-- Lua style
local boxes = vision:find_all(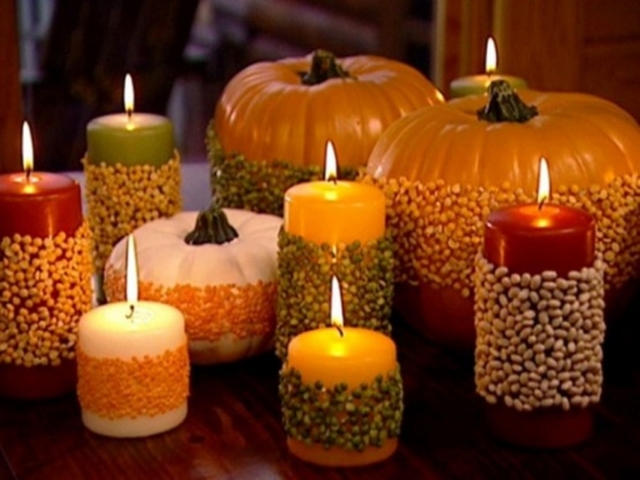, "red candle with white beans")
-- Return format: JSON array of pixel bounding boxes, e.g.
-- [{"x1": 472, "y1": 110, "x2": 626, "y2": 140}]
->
[
  {"x1": 484, "y1": 159, "x2": 595, "y2": 272},
  {"x1": 476, "y1": 158, "x2": 603, "y2": 449}
]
